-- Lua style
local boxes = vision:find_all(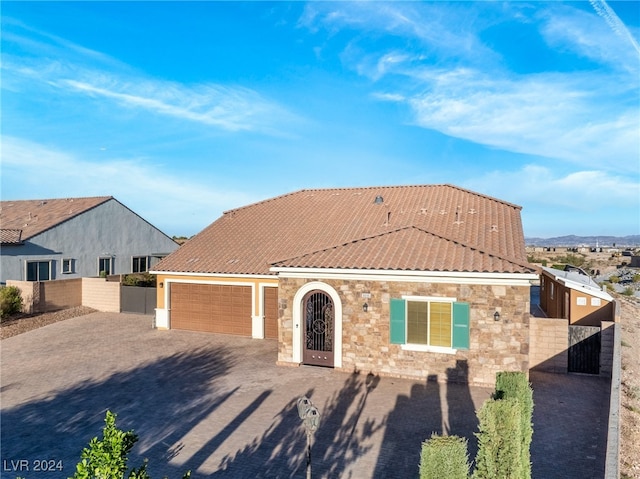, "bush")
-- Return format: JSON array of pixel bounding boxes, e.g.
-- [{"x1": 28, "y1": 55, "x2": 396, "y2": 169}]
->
[
  {"x1": 494, "y1": 372, "x2": 533, "y2": 479},
  {"x1": 473, "y1": 398, "x2": 524, "y2": 479},
  {"x1": 122, "y1": 273, "x2": 156, "y2": 287},
  {"x1": 420, "y1": 434, "x2": 470, "y2": 479},
  {"x1": 0, "y1": 286, "x2": 23, "y2": 319},
  {"x1": 70, "y1": 411, "x2": 190, "y2": 479}
]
